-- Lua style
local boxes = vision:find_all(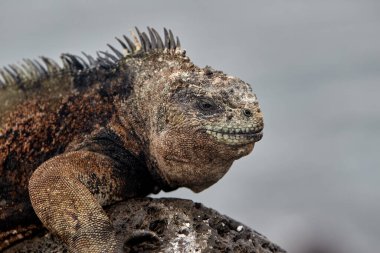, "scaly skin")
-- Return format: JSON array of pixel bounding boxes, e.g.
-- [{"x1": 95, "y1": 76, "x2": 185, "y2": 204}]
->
[{"x1": 0, "y1": 28, "x2": 263, "y2": 252}]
